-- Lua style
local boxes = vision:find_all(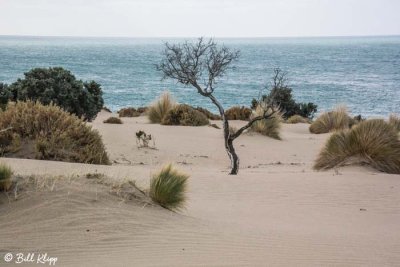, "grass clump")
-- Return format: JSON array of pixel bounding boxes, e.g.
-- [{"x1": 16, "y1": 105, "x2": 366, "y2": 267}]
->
[
  {"x1": 118, "y1": 107, "x2": 141, "y2": 117},
  {"x1": 0, "y1": 163, "x2": 12, "y2": 191},
  {"x1": 225, "y1": 106, "x2": 252, "y2": 120},
  {"x1": 148, "y1": 92, "x2": 176, "y2": 123},
  {"x1": 314, "y1": 119, "x2": 400, "y2": 174},
  {"x1": 103, "y1": 117, "x2": 123, "y2": 124},
  {"x1": 149, "y1": 164, "x2": 189, "y2": 210},
  {"x1": 286, "y1": 115, "x2": 310, "y2": 124},
  {"x1": 389, "y1": 114, "x2": 400, "y2": 132},
  {"x1": 250, "y1": 106, "x2": 282, "y2": 140},
  {"x1": 162, "y1": 104, "x2": 209, "y2": 126},
  {"x1": 0, "y1": 101, "x2": 110, "y2": 164},
  {"x1": 309, "y1": 106, "x2": 351, "y2": 134}
]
